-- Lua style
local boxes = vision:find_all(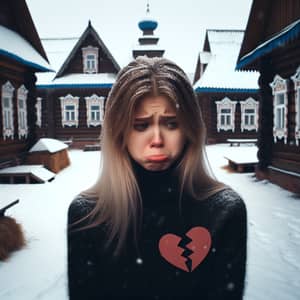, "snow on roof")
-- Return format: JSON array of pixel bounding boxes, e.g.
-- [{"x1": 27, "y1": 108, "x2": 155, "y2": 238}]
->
[
  {"x1": 29, "y1": 138, "x2": 68, "y2": 153},
  {"x1": 194, "y1": 30, "x2": 259, "y2": 91},
  {"x1": 0, "y1": 165, "x2": 55, "y2": 182},
  {"x1": 38, "y1": 73, "x2": 117, "y2": 87},
  {"x1": 36, "y1": 37, "x2": 79, "y2": 84},
  {"x1": 0, "y1": 25, "x2": 52, "y2": 72}
]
